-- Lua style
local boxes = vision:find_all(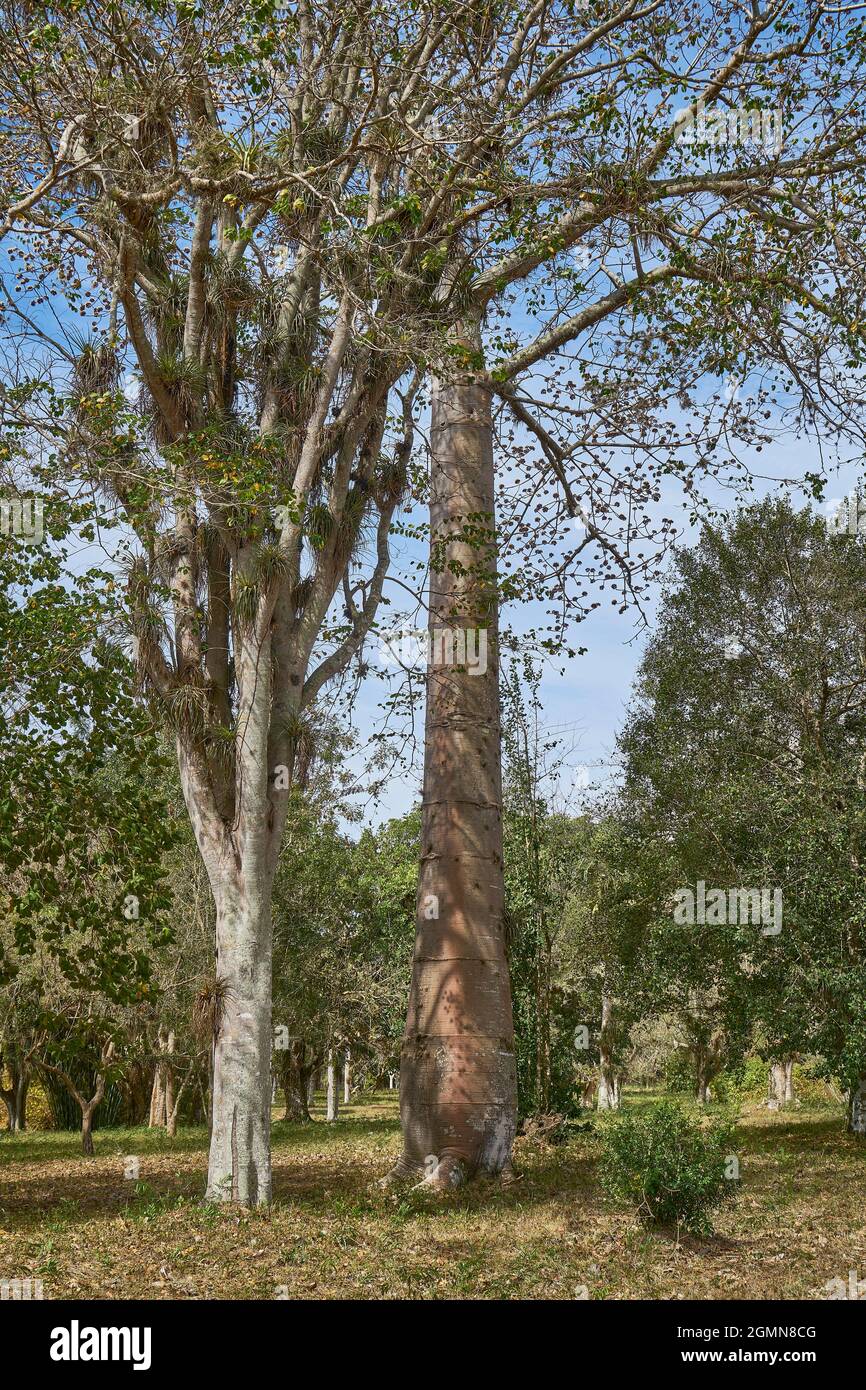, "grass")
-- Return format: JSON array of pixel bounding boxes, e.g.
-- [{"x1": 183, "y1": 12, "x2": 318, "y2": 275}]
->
[{"x1": 1, "y1": 1090, "x2": 864, "y2": 1299}]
